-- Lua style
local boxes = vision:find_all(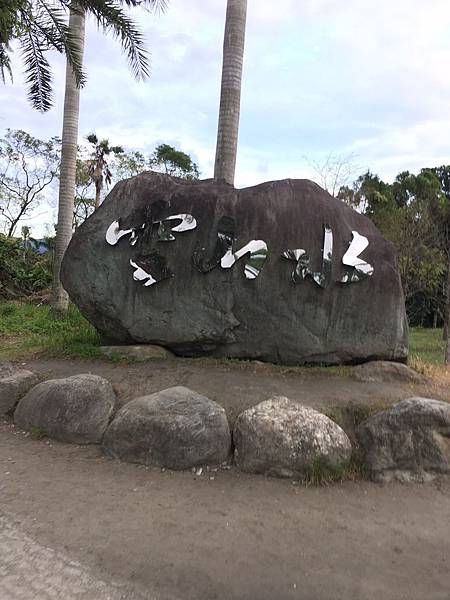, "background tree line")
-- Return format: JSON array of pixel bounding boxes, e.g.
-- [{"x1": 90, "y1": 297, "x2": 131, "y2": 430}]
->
[
  {"x1": 0, "y1": 127, "x2": 199, "y2": 236},
  {"x1": 338, "y1": 167, "x2": 450, "y2": 330},
  {"x1": 0, "y1": 127, "x2": 198, "y2": 299}
]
